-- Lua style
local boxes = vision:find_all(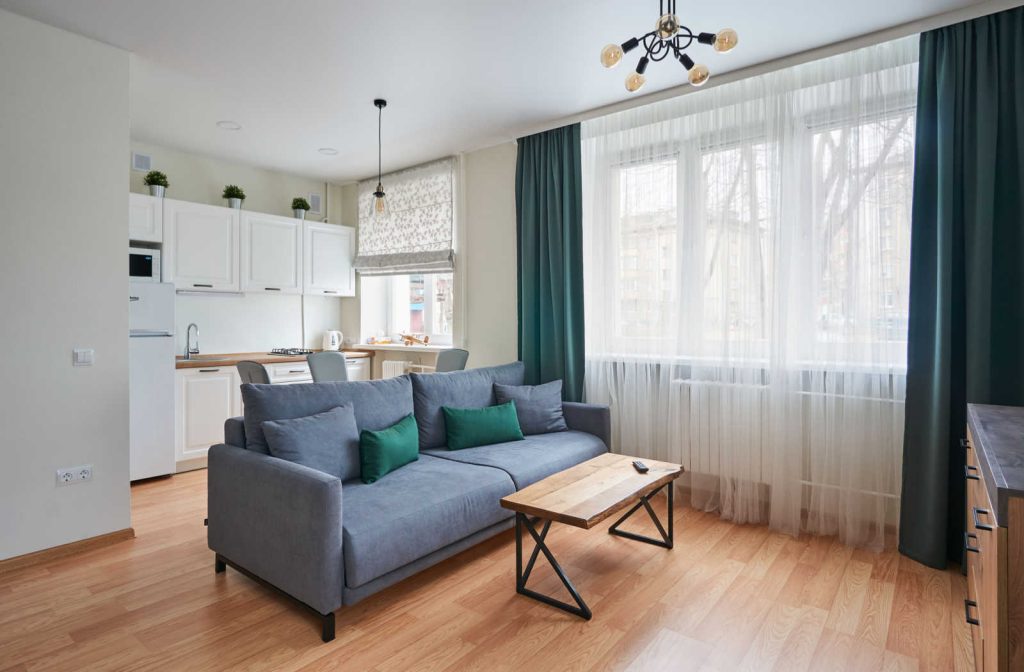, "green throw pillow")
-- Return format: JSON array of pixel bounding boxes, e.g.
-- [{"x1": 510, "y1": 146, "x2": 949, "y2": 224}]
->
[
  {"x1": 442, "y1": 401, "x2": 525, "y2": 451},
  {"x1": 359, "y1": 414, "x2": 419, "y2": 484}
]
